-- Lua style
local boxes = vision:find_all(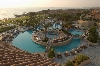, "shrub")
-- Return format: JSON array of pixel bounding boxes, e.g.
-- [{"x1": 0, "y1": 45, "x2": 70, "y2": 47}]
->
[
  {"x1": 98, "y1": 37, "x2": 100, "y2": 42},
  {"x1": 75, "y1": 54, "x2": 90, "y2": 65},
  {"x1": 65, "y1": 61, "x2": 74, "y2": 66},
  {"x1": 48, "y1": 47, "x2": 55, "y2": 58},
  {"x1": 61, "y1": 28, "x2": 68, "y2": 34},
  {"x1": 65, "y1": 54, "x2": 90, "y2": 66},
  {"x1": 87, "y1": 26, "x2": 98, "y2": 43},
  {"x1": 0, "y1": 26, "x2": 15, "y2": 33},
  {"x1": 42, "y1": 37, "x2": 49, "y2": 42}
]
